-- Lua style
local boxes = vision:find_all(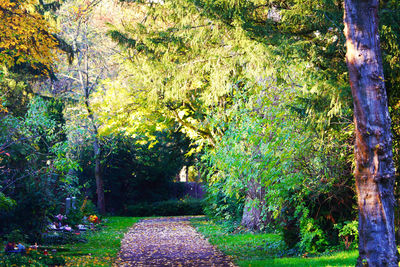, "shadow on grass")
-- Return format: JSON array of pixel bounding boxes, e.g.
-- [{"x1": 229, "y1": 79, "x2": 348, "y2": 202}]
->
[{"x1": 238, "y1": 250, "x2": 358, "y2": 267}]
